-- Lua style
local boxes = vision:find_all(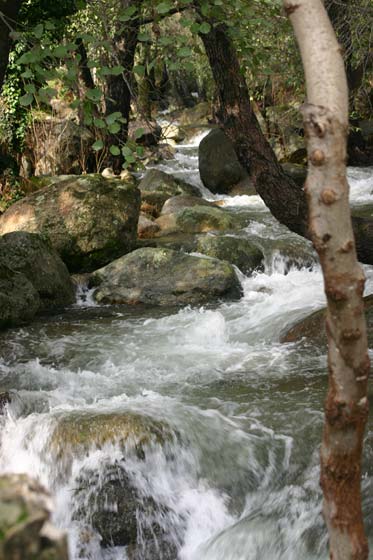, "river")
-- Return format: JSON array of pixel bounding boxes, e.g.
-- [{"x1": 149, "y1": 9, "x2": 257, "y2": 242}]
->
[{"x1": 0, "y1": 132, "x2": 373, "y2": 559}]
